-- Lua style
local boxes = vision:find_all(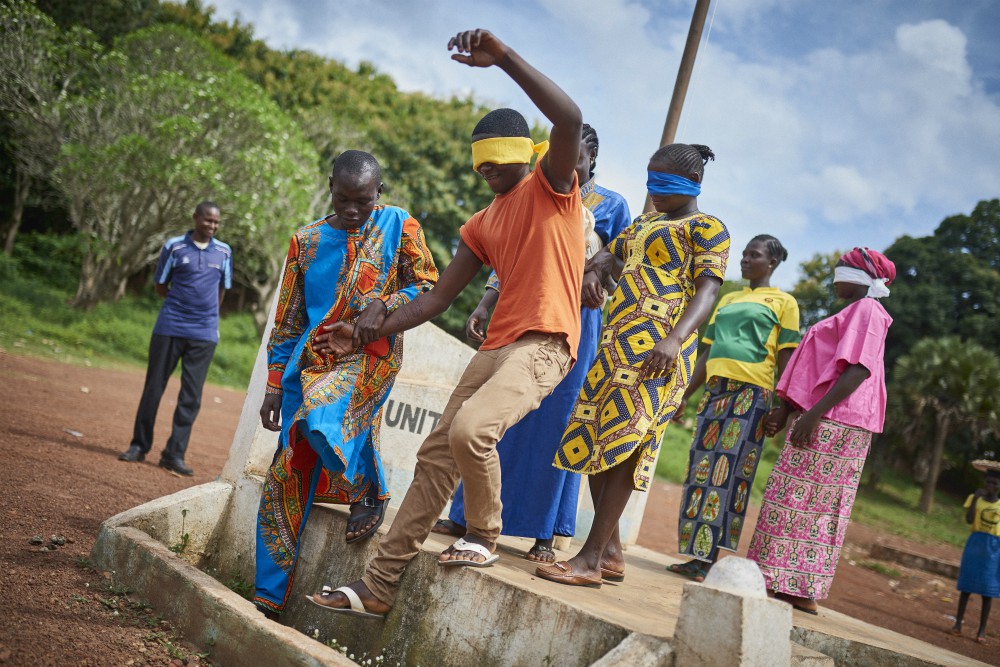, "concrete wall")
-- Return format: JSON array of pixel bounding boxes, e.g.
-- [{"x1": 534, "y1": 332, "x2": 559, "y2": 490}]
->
[{"x1": 224, "y1": 288, "x2": 649, "y2": 544}]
